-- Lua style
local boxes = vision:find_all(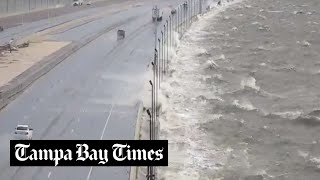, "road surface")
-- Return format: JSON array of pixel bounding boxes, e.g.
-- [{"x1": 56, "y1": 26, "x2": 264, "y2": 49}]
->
[{"x1": 0, "y1": 0, "x2": 182, "y2": 179}]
